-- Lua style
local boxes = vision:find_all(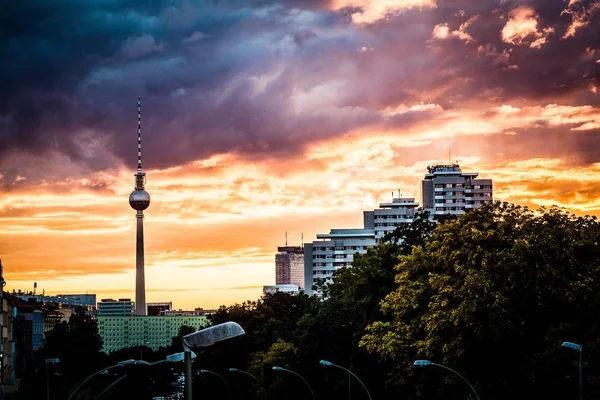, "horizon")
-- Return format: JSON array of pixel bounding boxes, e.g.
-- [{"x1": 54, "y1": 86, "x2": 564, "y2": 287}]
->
[{"x1": 2, "y1": 0, "x2": 599, "y2": 310}]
